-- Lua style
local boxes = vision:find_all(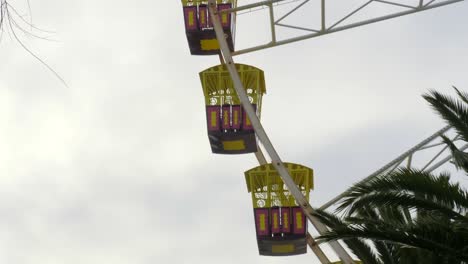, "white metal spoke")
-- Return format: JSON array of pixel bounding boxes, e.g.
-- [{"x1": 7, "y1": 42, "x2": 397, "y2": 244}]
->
[
  {"x1": 220, "y1": 0, "x2": 286, "y2": 14},
  {"x1": 306, "y1": 232, "x2": 333, "y2": 264},
  {"x1": 374, "y1": 0, "x2": 417, "y2": 9},
  {"x1": 183, "y1": 0, "x2": 465, "y2": 261},
  {"x1": 320, "y1": 125, "x2": 452, "y2": 210},
  {"x1": 328, "y1": 0, "x2": 373, "y2": 31},
  {"x1": 421, "y1": 144, "x2": 450, "y2": 171},
  {"x1": 275, "y1": 0, "x2": 310, "y2": 24},
  {"x1": 425, "y1": 0, "x2": 438, "y2": 7},
  {"x1": 276, "y1": 23, "x2": 319, "y2": 32},
  {"x1": 320, "y1": 125, "x2": 468, "y2": 211},
  {"x1": 225, "y1": 0, "x2": 463, "y2": 55},
  {"x1": 208, "y1": 1, "x2": 355, "y2": 263},
  {"x1": 426, "y1": 144, "x2": 468, "y2": 172}
]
